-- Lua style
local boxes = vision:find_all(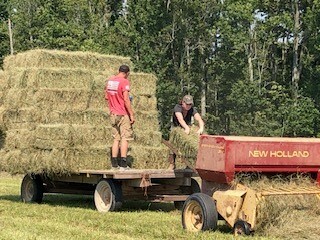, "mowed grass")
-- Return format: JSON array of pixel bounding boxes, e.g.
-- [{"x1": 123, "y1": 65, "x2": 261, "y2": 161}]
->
[{"x1": 0, "y1": 173, "x2": 274, "y2": 240}]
